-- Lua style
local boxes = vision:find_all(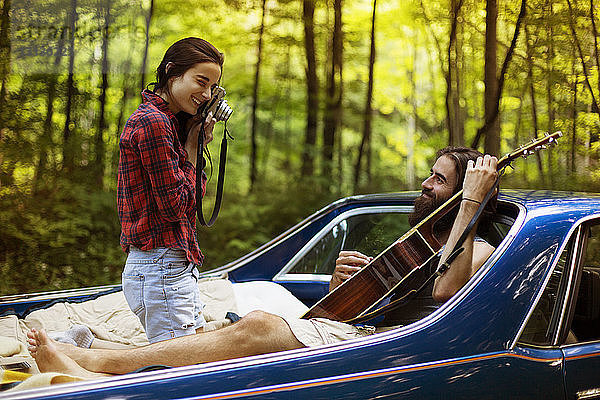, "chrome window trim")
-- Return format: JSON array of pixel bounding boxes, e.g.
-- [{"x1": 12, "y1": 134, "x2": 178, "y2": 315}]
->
[
  {"x1": 553, "y1": 226, "x2": 584, "y2": 345},
  {"x1": 273, "y1": 206, "x2": 413, "y2": 282},
  {"x1": 275, "y1": 273, "x2": 332, "y2": 283},
  {"x1": 512, "y1": 213, "x2": 600, "y2": 349}
]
